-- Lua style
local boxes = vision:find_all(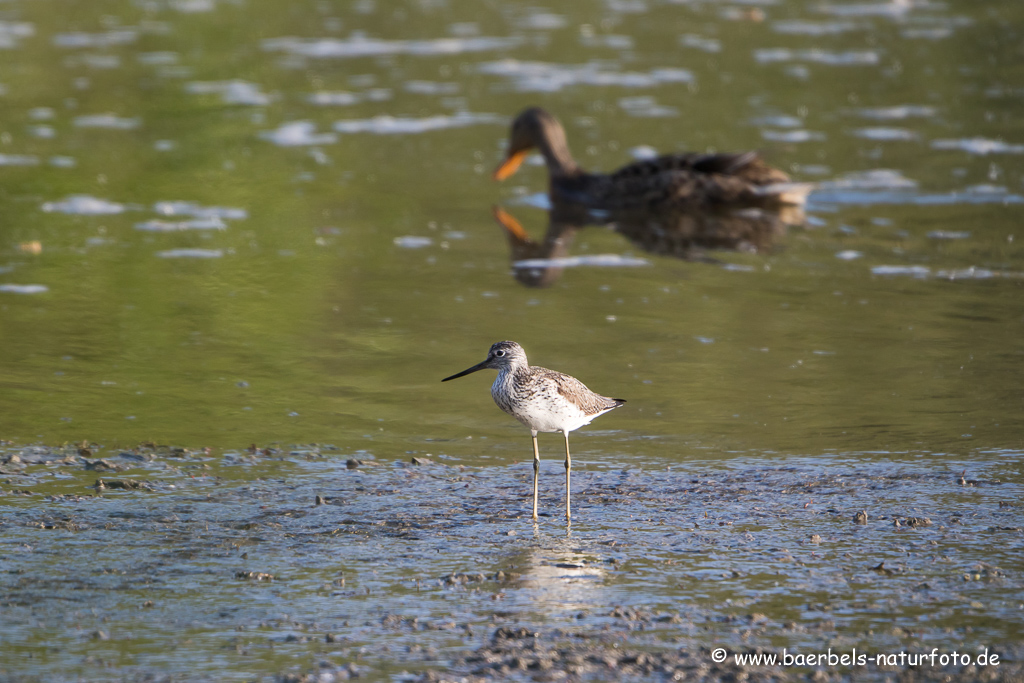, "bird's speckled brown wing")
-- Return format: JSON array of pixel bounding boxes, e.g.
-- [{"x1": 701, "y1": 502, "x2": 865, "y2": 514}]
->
[{"x1": 532, "y1": 367, "x2": 625, "y2": 416}]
